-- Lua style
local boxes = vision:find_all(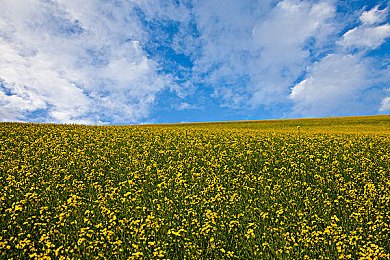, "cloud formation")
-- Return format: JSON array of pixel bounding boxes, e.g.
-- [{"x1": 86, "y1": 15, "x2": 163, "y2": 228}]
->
[
  {"x1": 289, "y1": 54, "x2": 366, "y2": 116},
  {"x1": 380, "y1": 96, "x2": 390, "y2": 112},
  {"x1": 290, "y1": 3, "x2": 390, "y2": 117},
  {"x1": 339, "y1": 5, "x2": 390, "y2": 49},
  {"x1": 0, "y1": 0, "x2": 172, "y2": 123},
  {"x1": 0, "y1": 0, "x2": 389, "y2": 124}
]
